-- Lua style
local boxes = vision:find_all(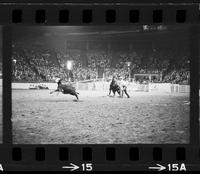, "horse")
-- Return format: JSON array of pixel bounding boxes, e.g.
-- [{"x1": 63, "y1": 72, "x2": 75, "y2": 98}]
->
[{"x1": 108, "y1": 78, "x2": 121, "y2": 96}]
